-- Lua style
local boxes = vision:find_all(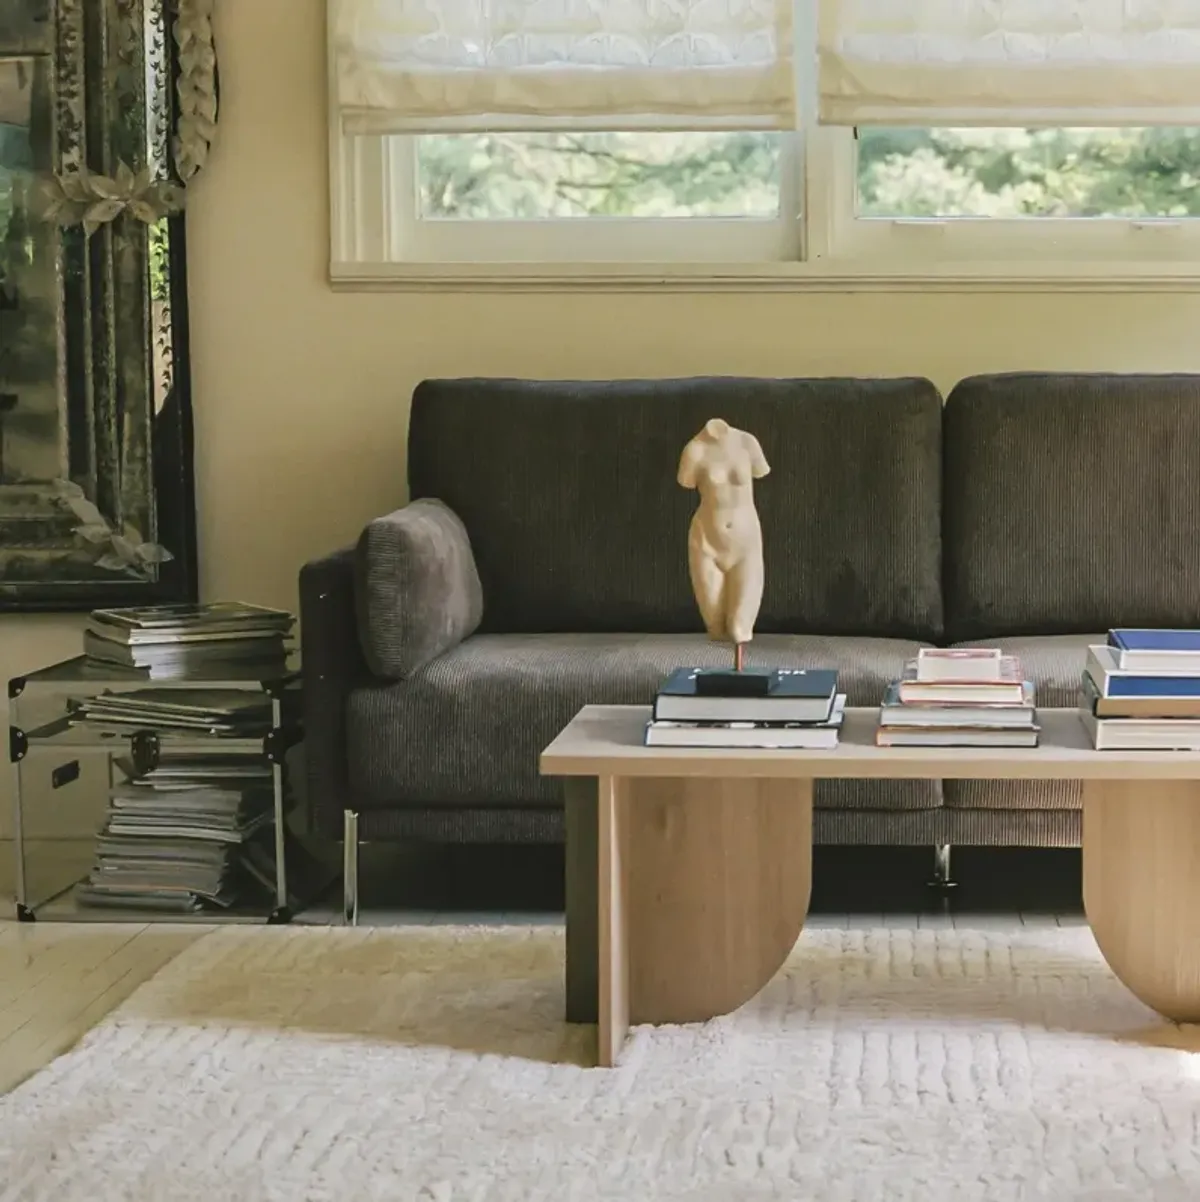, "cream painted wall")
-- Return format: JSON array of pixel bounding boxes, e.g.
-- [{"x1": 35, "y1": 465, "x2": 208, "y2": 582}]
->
[{"x1": 4, "y1": 0, "x2": 1200, "y2": 840}]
